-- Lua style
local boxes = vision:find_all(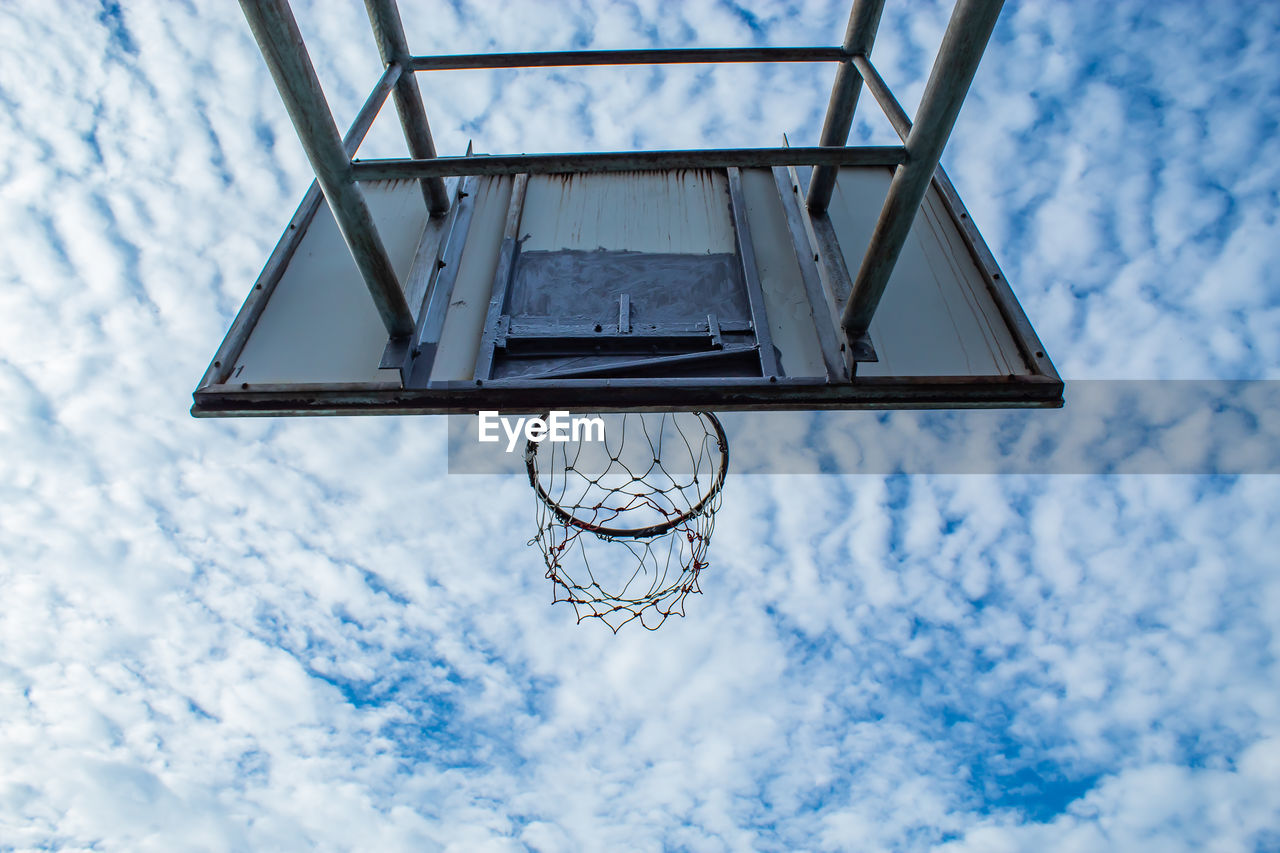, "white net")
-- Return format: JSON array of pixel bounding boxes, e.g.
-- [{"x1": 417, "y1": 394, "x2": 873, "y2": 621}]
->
[{"x1": 525, "y1": 412, "x2": 728, "y2": 631}]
